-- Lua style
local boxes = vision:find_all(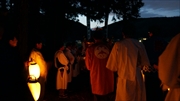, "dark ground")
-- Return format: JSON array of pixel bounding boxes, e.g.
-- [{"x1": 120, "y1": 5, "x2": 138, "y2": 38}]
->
[
  {"x1": 31, "y1": 68, "x2": 165, "y2": 101},
  {"x1": 44, "y1": 69, "x2": 116, "y2": 101}
]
